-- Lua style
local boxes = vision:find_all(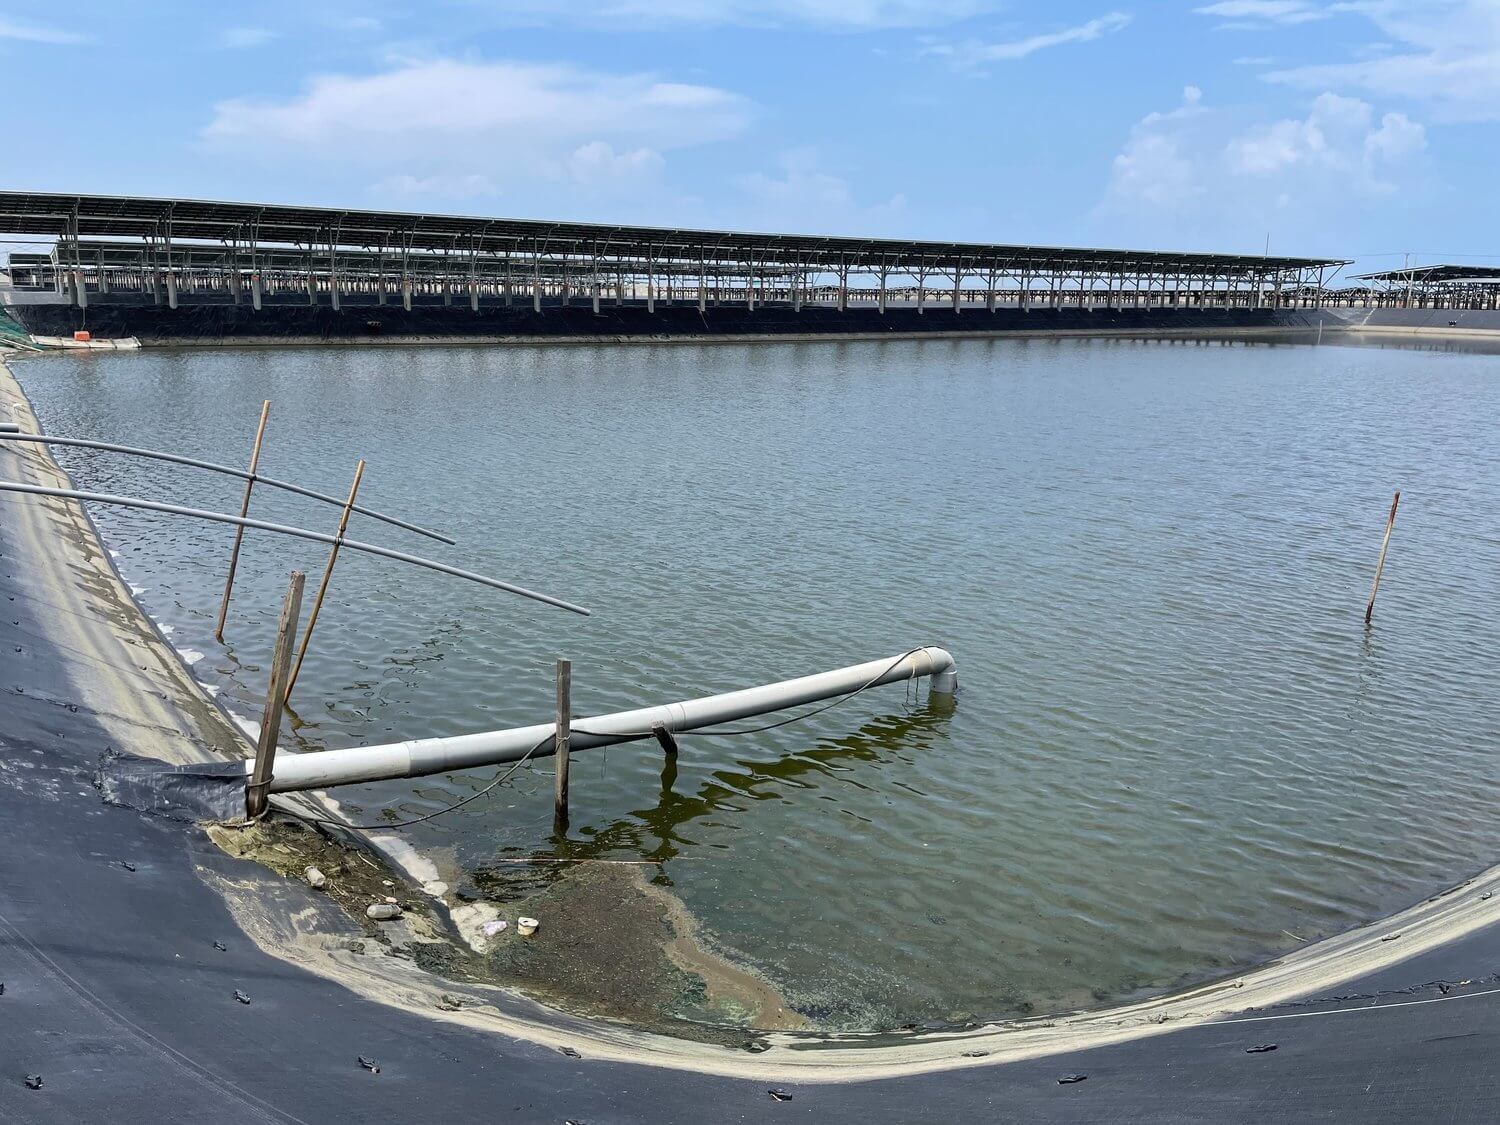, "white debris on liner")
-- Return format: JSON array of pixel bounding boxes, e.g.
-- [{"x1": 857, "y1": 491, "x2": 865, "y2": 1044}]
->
[
  {"x1": 177, "y1": 648, "x2": 205, "y2": 666},
  {"x1": 367, "y1": 834, "x2": 442, "y2": 888},
  {"x1": 304, "y1": 865, "x2": 326, "y2": 889},
  {"x1": 451, "y1": 901, "x2": 506, "y2": 953},
  {"x1": 230, "y1": 712, "x2": 262, "y2": 741},
  {"x1": 366, "y1": 903, "x2": 402, "y2": 921}
]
